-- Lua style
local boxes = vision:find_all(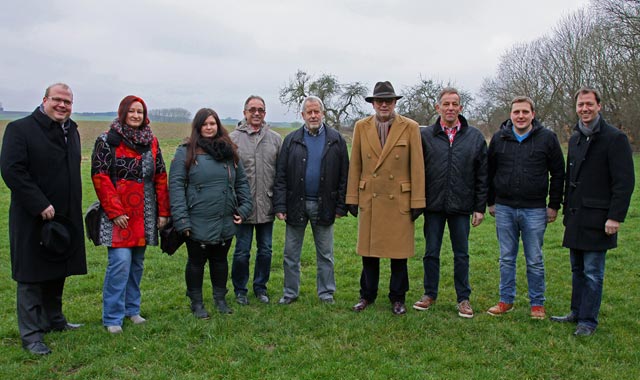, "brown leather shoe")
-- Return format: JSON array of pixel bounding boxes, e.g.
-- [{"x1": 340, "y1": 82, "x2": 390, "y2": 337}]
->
[
  {"x1": 352, "y1": 298, "x2": 371, "y2": 312},
  {"x1": 413, "y1": 295, "x2": 436, "y2": 311},
  {"x1": 392, "y1": 302, "x2": 407, "y2": 315}
]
